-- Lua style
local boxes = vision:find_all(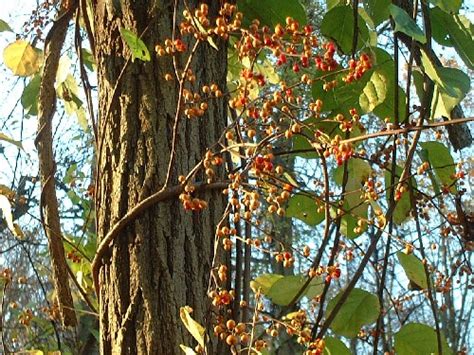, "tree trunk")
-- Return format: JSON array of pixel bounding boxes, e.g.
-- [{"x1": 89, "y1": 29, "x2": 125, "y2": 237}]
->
[{"x1": 93, "y1": 1, "x2": 227, "y2": 353}]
